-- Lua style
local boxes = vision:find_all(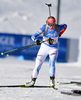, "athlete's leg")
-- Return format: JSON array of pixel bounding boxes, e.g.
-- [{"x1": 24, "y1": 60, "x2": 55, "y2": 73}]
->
[
  {"x1": 49, "y1": 48, "x2": 58, "y2": 77},
  {"x1": 49, "y1": 48, "x2": 58, "y2": 87},
  {"x1": 25, "y1": 43, "x2": 48, "y2": 86},
  {"x1": 32, "y1": 54, "x2": 46, "y2": 78},
  {"x1": 32, "y1": 43, "x2": 49, "y2": 78}
]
